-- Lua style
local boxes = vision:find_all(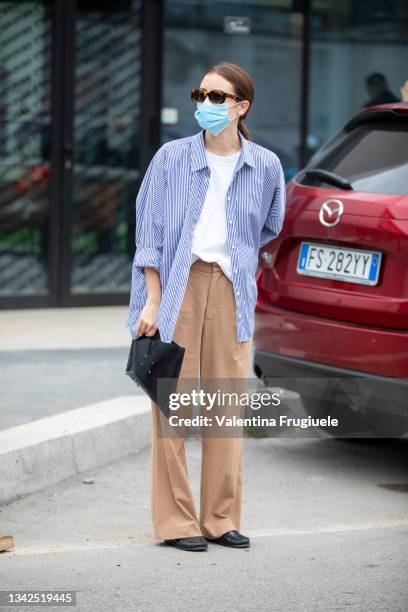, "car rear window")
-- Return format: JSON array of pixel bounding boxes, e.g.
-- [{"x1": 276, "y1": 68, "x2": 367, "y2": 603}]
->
[{"x1": 297, "y1": 119, "x2": 408, "y2": 196}]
